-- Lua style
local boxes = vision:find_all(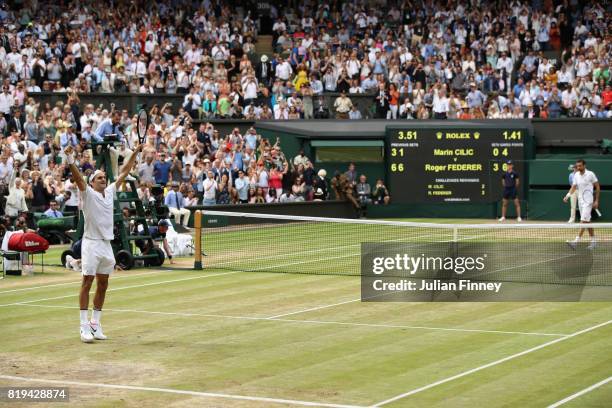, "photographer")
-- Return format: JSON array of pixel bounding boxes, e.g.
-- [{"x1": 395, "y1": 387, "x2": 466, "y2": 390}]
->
[{"x1": 372, "y1": 179, "x2": 390, "y2": 205}]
